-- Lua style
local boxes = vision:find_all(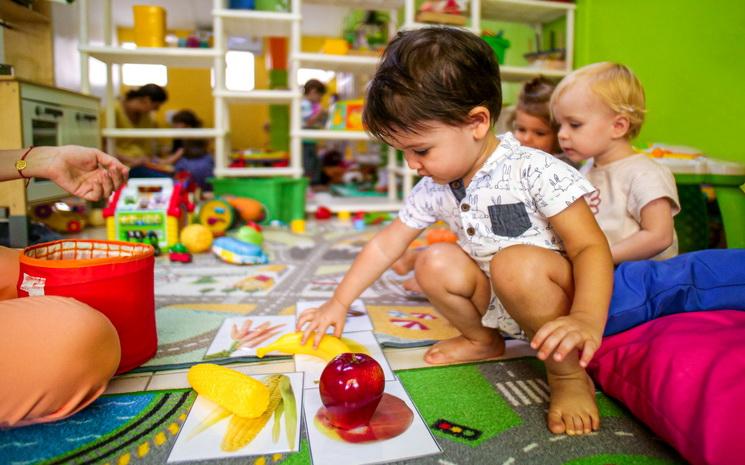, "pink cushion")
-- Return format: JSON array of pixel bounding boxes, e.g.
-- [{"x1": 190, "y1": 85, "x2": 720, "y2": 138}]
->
[{"x1": 588, "y1": 310, "x2": 745, "y2": 465}]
